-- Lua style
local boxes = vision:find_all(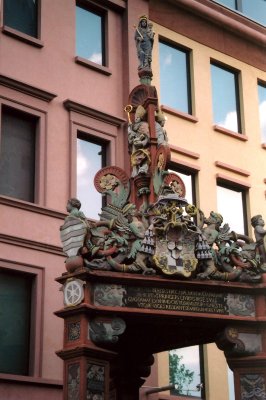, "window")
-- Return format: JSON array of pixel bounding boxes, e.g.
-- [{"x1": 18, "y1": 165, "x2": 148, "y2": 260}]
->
[
  {"x1": 211, "y1": 63, "x2": 241, "y2": 133},
  {"x1": 258, "y1": 82, "x2": 266, "y2": 143},
  {"x1": 3, "y1": 0, "x2": 39, "y2": 37},
  {"x1": 213, "y1": 0, "x2": 266, "y2": 26},
  {"x1": 76, "y1": 3, "x2": 105, "y2": 65},
  {"x1": 77, "y1": 134, "x2": 106, "y2": 219},
  {"x1": 169, "y1": 166, "x2": 197, "y2": 205},
  {"x1": 0, "y1": 106, "x2": 37, "y2": 202},
  {"x1": 169, "y1": 346, "x2": 205, "y2": 398},
  {"x1": 159, "y1": 41, "x2": 192, "y2": 114},
  {"x1": 217, "y1": 183, "x2": 248, "y2": 234},
  {"x1": 0, "y1": 270, "x2": 32, "y2": 375}
]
